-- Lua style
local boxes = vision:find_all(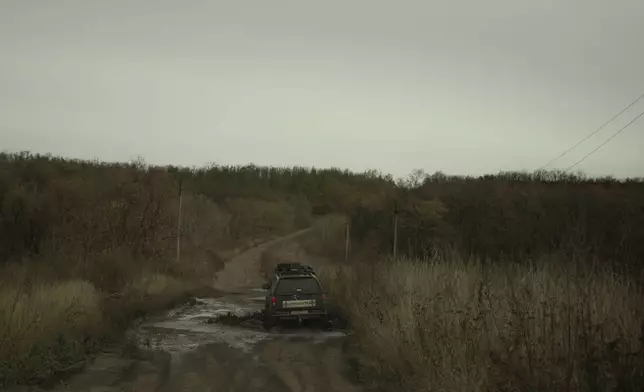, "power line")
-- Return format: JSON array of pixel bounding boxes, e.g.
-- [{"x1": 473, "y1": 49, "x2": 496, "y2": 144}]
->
[
  {"x1": 564, "y1": 108, "x2": 644, "y2": 172},
  {"x1": 538, "y1": 92, "x2": 644, "y2": 170}
]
